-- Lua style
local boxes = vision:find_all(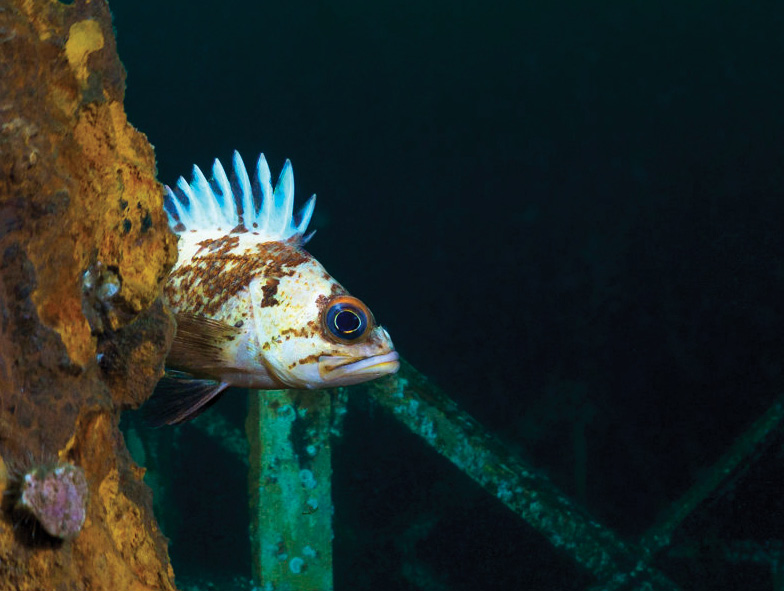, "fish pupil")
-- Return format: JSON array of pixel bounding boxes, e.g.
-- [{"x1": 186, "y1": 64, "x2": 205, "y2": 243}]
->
[{"x1": 335, "y1": 310, "x2": 361, "y2": 334}]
